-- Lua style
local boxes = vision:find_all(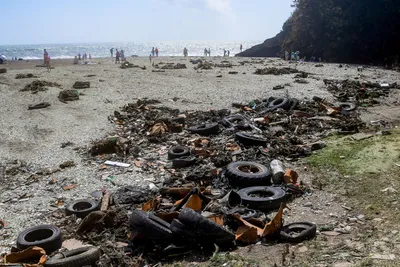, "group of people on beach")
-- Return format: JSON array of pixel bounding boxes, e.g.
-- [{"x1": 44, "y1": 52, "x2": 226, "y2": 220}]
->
[
  {"x1": 284, "y1": 50, "x2": 322, "y2": 63},
  {"x1": 110, "y1": 48, "x2": 126, "y2": 63},
  {"x1": 73, "y1": 52, "x2": 92, "y2": 65},
  {"x1": 151, "y1": 47, "x2": 159, "y2": 57},
  {"x1": 203, "y1": 48, "x2": 211, "y2": 57}
]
